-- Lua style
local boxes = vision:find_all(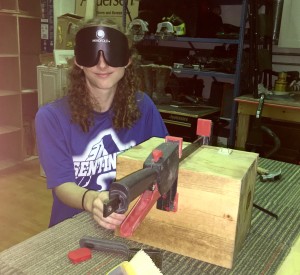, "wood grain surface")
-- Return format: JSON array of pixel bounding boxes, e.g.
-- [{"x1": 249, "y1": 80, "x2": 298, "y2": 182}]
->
[{"x1": 115, "y1": 138, "x2": 258, "y2": 268}]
